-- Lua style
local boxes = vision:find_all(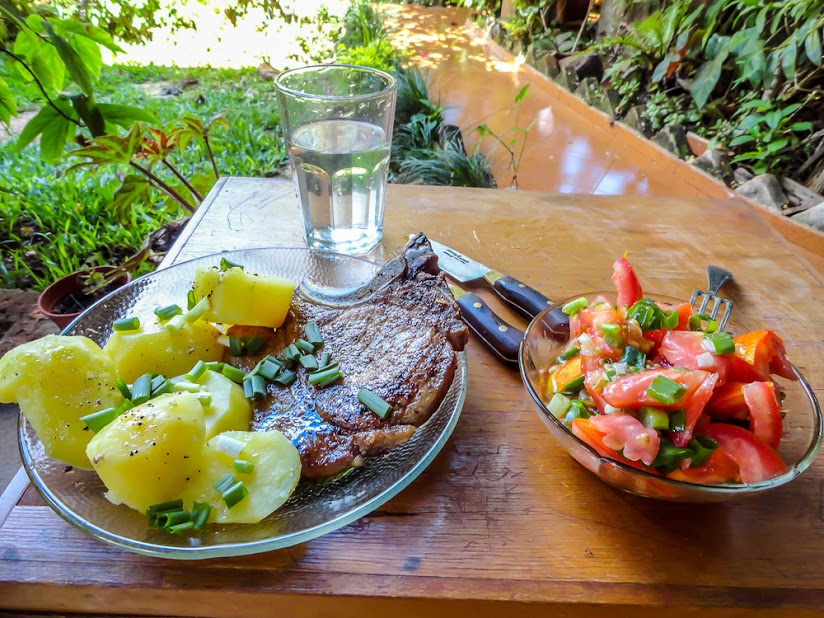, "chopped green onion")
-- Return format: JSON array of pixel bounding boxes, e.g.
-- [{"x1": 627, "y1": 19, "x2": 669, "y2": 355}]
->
[
  {"x1": 146, "y1": 499, "x2": 184, "y2": 516},
  {"x1": 252, "y1": 359, "x2": 282, "y2": 381},
  {"x1": 187, "y1": 289, "x2": 196, "y2": 311},
  {"x1": 131, "y1": 373, "x2": 153, "y2": 405},
  {"x1": 232, "y1": 459, "x2": 255, "y2": 474},
  {"x1": 215, "y1": 435, "x2": 245, "y2": 458},
  {"x1": 564, "y1": 400, "x2": 591, "y2": 423},
  {"x1": 217, "y1": 335, "x2": 231, "y2": 348},
  {"x1": 563, "y1": 374, "x2": 586, "y2": 393},
  {"x1": 248, "y1": 375, "x2": 267, "y2": 400},
  {"x1": 548, "y1": 392, "x2": 571, "y2": 418},
  {"x1": 557, "y1": 346, "x2": 580, "y2": 362},
  {"x1": 315, "y1": 371, "x2": 342, "y2": 388},
  {"x1": 222, "y1": 481, "x2": 249, "y2": 508},
  {"x1": 358, "y1": 388, "x2": 393, "y2": 419},
  {"x1": 622, "y1": 345, "x2": 645, "y2": 369},
  {"x1": 318, "y1": 352, "x2": 331, "y2": 368},
  {"x1": 295, "y1": 338, "x2": 314, "y2": 354},
  {"x1": 639, "y1": 407, "x2": 669, "y2": 431},
  {"x1": 168, "y1": 521, "x2": 195, "y2": 535},
  {"x1": 703, "y1": 332, "x2": 735, "y2": 355},
  {"x1": 155, "y1": 509, "x2": 191, "y2": 529},
  {"x1": 115, "y1": 378, "x2": 131, "y2": 400},
  {"x1": 173, "y1": 380, "x2": 201, "y2": 393},
  {"x1": 163, "y1": 314, "x2": 186, "y2": 333},
  {"x1": 283, "y1": 344, "x2": 300, "y2": 362},
  {"x1": 191, "y1": 502, "x2": 212, "y2": 530},
  {"x1": 80, "y1": 404, "x2": 124, "y2": 433},
  {"x1": 184, "y1": 297, "x2": 210, "y2": 323},
  {"x1": 662, "y1": 309, "x2": 680, "y2": 331},
  {"x1": 197, "y1": 391, "x2": 212, "y2": 406},
  {"x1": 113, "y1": 316, "x2": 140, "y2": 332},
  {"x1": 561, "y1": 297, "x2": 589, "y2": 317},
  {"x1": 647, "y1": 375, "x2": 686, "y2": 406},
  {"x1": 308, "y1": 366, "x2": 342, "y2": 387},
  {"x1": 299, "y1": 354, "x2": 319, "y2": 370},
  {"x1": 221, "y1": 364, "x2": 246, "y2": 384},
  {"x1": 186, "y1": 360, "x2": 208, "y2": 382},
  {"x1": 154, "y1": 304, "x2": 183, "y2": 322},
  {"x1": 689, "y1": 313, "x2": 718, "y2": 333},
  {"x1": 220, "y1": 257, "x2": 244, "y2": 271},
  {"x1": 689, "y1": 436, "x2": 718, "y2": 467},
  {"x1": 213, "y1": 473, "x2": 236, "y2": 495},
  {"x1": 650, "y1": 438, "x2": 694, "y2": 473},
  {"x1": 229, "y1": 336, "x2": 245, "y2": 357},
  {"x1": 151, "y1": 377, "x2": 174, "y2": 397},
  {"x1": 204, "y1": 361, "x2": 224, "y2": 372},
  {"x1": 669, "y1": 409, "x2": 687, "y2": 432},
  {"x1": 304, "y1": 320, "x2": 323, "y2": 346},
  {"x1": 274, "y1": 369, "x2": 296, "y2": 386},
  {"x1": 600, "y1": 323, "x2": 624, "y2": 347},
  {"x1": 244, "y1": 335, "x2": 264, "y2": 355},
  {"x1": 243, "y1": 378, "x2": 254, "y2": 399}
]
